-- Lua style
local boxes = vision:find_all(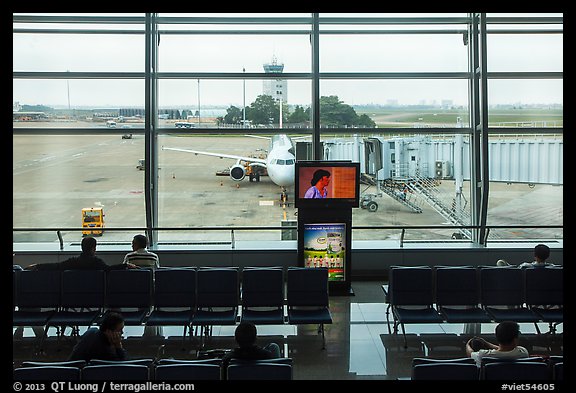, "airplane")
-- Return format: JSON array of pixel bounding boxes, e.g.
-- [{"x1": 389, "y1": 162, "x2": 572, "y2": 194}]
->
[{"x1": 162, "y1": 134, "x2": 296, "y2": 202}]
